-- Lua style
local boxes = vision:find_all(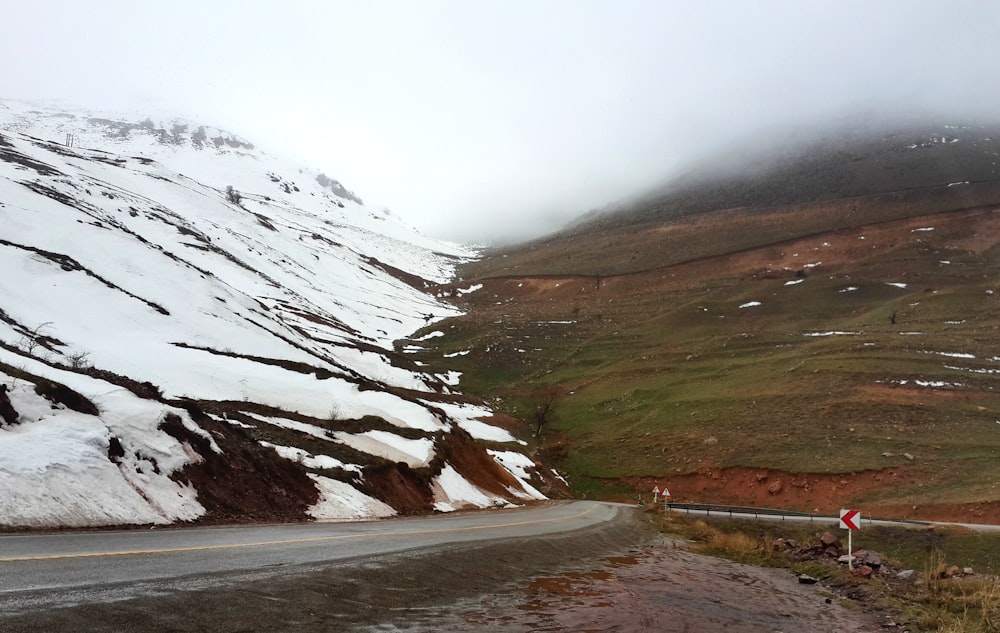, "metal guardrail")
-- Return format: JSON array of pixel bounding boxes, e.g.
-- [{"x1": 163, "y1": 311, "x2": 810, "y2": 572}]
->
[
  {"x1": 662, "y1": 502, "x2": 931, "y2": 526},
  {"x1": 664, "y1": 503, "x2": 812, "y2": 520}
]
